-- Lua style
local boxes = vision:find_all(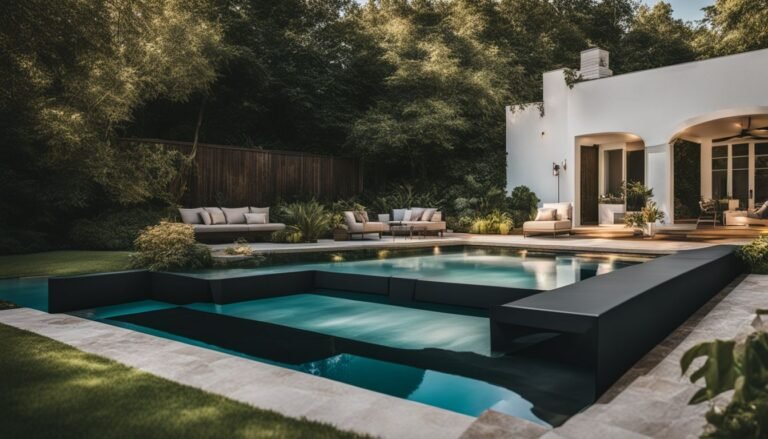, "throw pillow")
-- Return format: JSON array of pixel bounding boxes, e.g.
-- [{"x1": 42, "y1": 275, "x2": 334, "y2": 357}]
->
[
  {"x1": 403, "y1": 209, "x2": 413, "y2": 221},
  {"x1": 245, "y1": 213, "x2": 267, "y2": 224},
  {"x1": 410, "y1": 207, "x2": 425, "y2": 221},
  {"x1": 431, "y1": 211, "x2": 442, "y2": 222},
  {"x1": 249, "y1": 207, "x2": 270, "y2": 223},
  {"x1": 199, "y1": 211, "x2": 212, "y2": 225},
  {"x1": 392, "y1": 209, "x2": 406, "y2": 221},
  {"x1": 534, "y1": 208, "x2": 556, "y2": 221},
  {"x1": 222, "y1": 207, "x2": 249, "y2": 224},
  {"x1": 353, "y1": 210, "x2": 368, "y2": 223},
  {"x1": 421, "y1": 208, "x2": 437, "y2": 221},
  {"x1": 204, "y1": 207, "x2": 227, "y2": 225},
  {"x1": 179, "y1": 208, "x2": 205, "y2": 224}
]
